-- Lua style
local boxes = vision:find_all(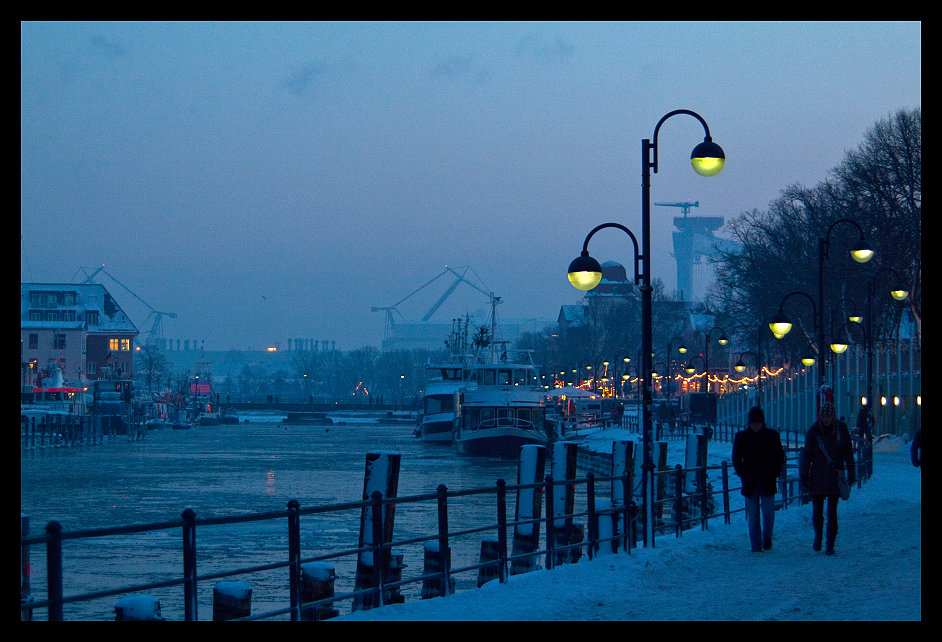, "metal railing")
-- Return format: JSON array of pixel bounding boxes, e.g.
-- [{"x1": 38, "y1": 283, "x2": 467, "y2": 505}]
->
[{"x1": 21, "y1": 444, "x2": 867, "y2": 621}]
